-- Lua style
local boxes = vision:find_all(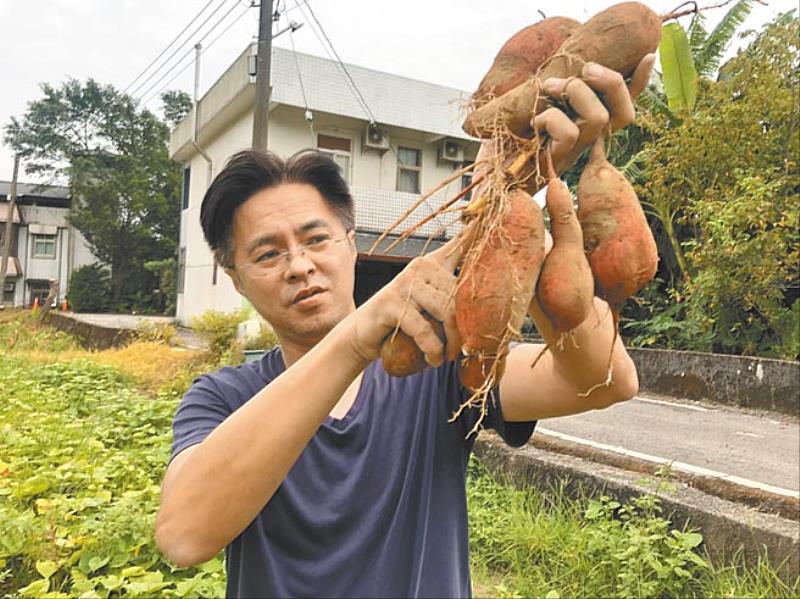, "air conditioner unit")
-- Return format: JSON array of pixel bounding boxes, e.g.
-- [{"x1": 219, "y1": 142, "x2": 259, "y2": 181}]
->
[
  {"x1": 363, "y1": 124, "x2": 390, "y2": 152},
  {"x1": 439, "y1": 140, "x2": 464, "y2": 163}
]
